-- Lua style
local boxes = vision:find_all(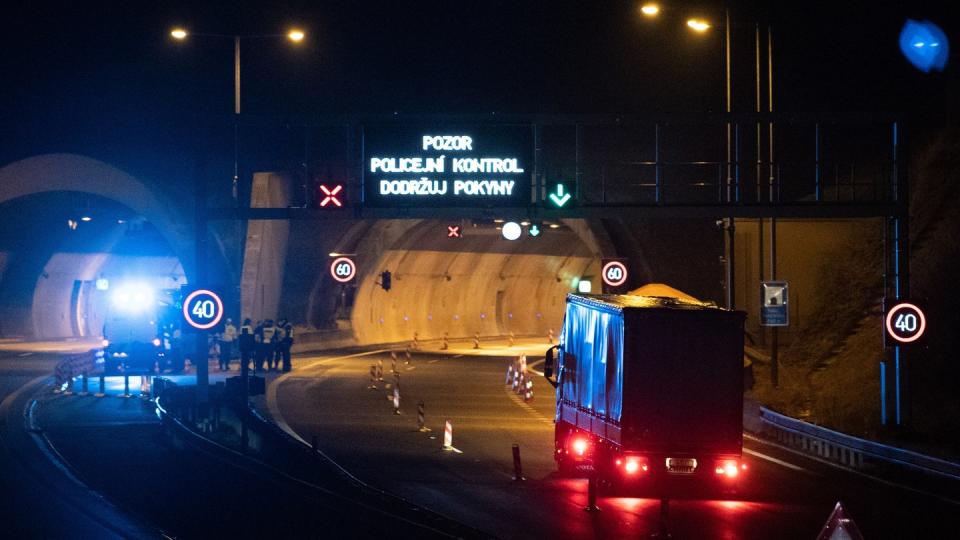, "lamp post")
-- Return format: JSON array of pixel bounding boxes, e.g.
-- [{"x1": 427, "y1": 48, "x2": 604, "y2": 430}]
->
[
  {"x1": 639, "y1": 4, "x2": 735, "y2": 312},
  {"x1": 170, "y1": 27, "x2": 305, "y2": 199},
  {"x1": 169, "y1": 26, "x2": 305, "y2": 409}
]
